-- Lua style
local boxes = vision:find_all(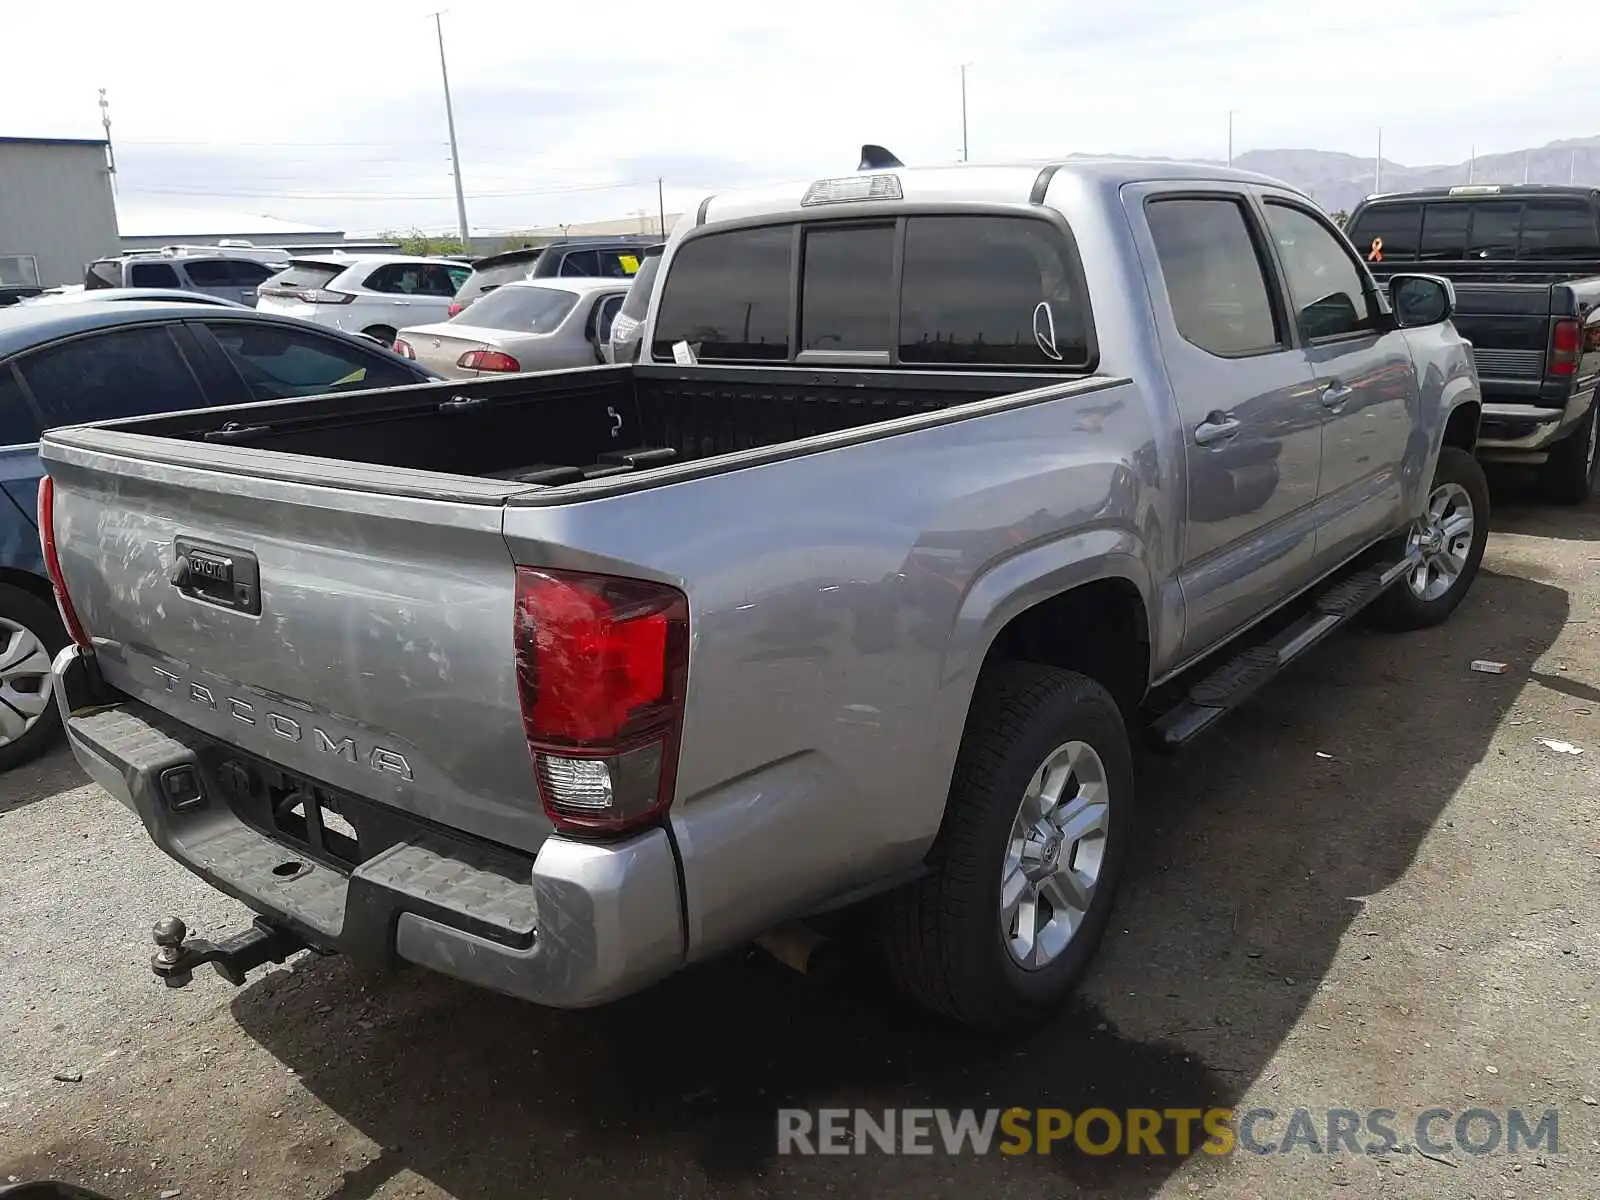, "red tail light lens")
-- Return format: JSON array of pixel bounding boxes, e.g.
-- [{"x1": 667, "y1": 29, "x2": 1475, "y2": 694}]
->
[
  {"x1": 457, "y1": 349, "x2": 520, "y2": 372},
  {"x1": 514, "y1": 568, "x2": 688, "y2": 835},
  {"x1": 1550, "y1": 319, "x2": 1581, "y2": 377},
  {"x1": 295, "y1": 288, "x2": 354, "y2": 305},
  {"x1": 37, "y1": 476, "x2": 91, "y2": 651},
  {"x1": 447, "y1": 301, "x2": 463, "y2": 318},
  {"x1": 391, "y1": 338, "x2": 416, "y2": 360}
]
